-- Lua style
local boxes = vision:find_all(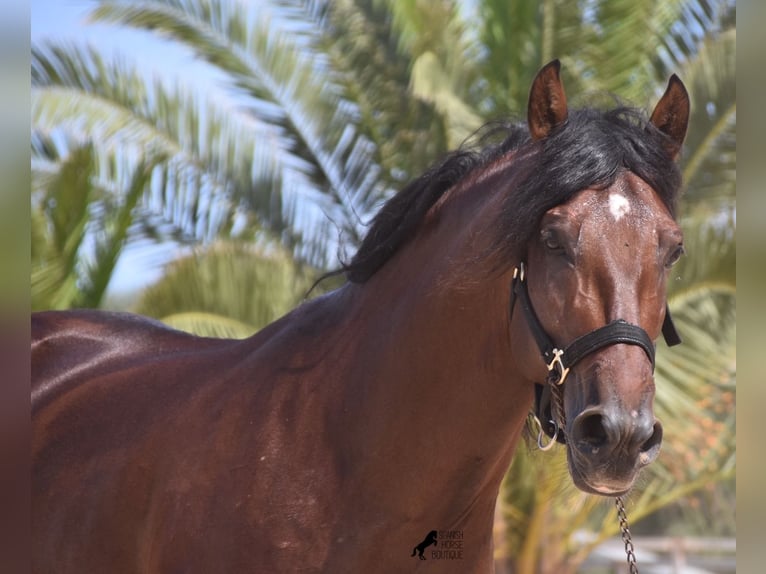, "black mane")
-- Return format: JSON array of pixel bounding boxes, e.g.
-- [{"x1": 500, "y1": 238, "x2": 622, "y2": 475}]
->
[{"x1": 343, "y1": 105, "x2": 682, "y2": 283}]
